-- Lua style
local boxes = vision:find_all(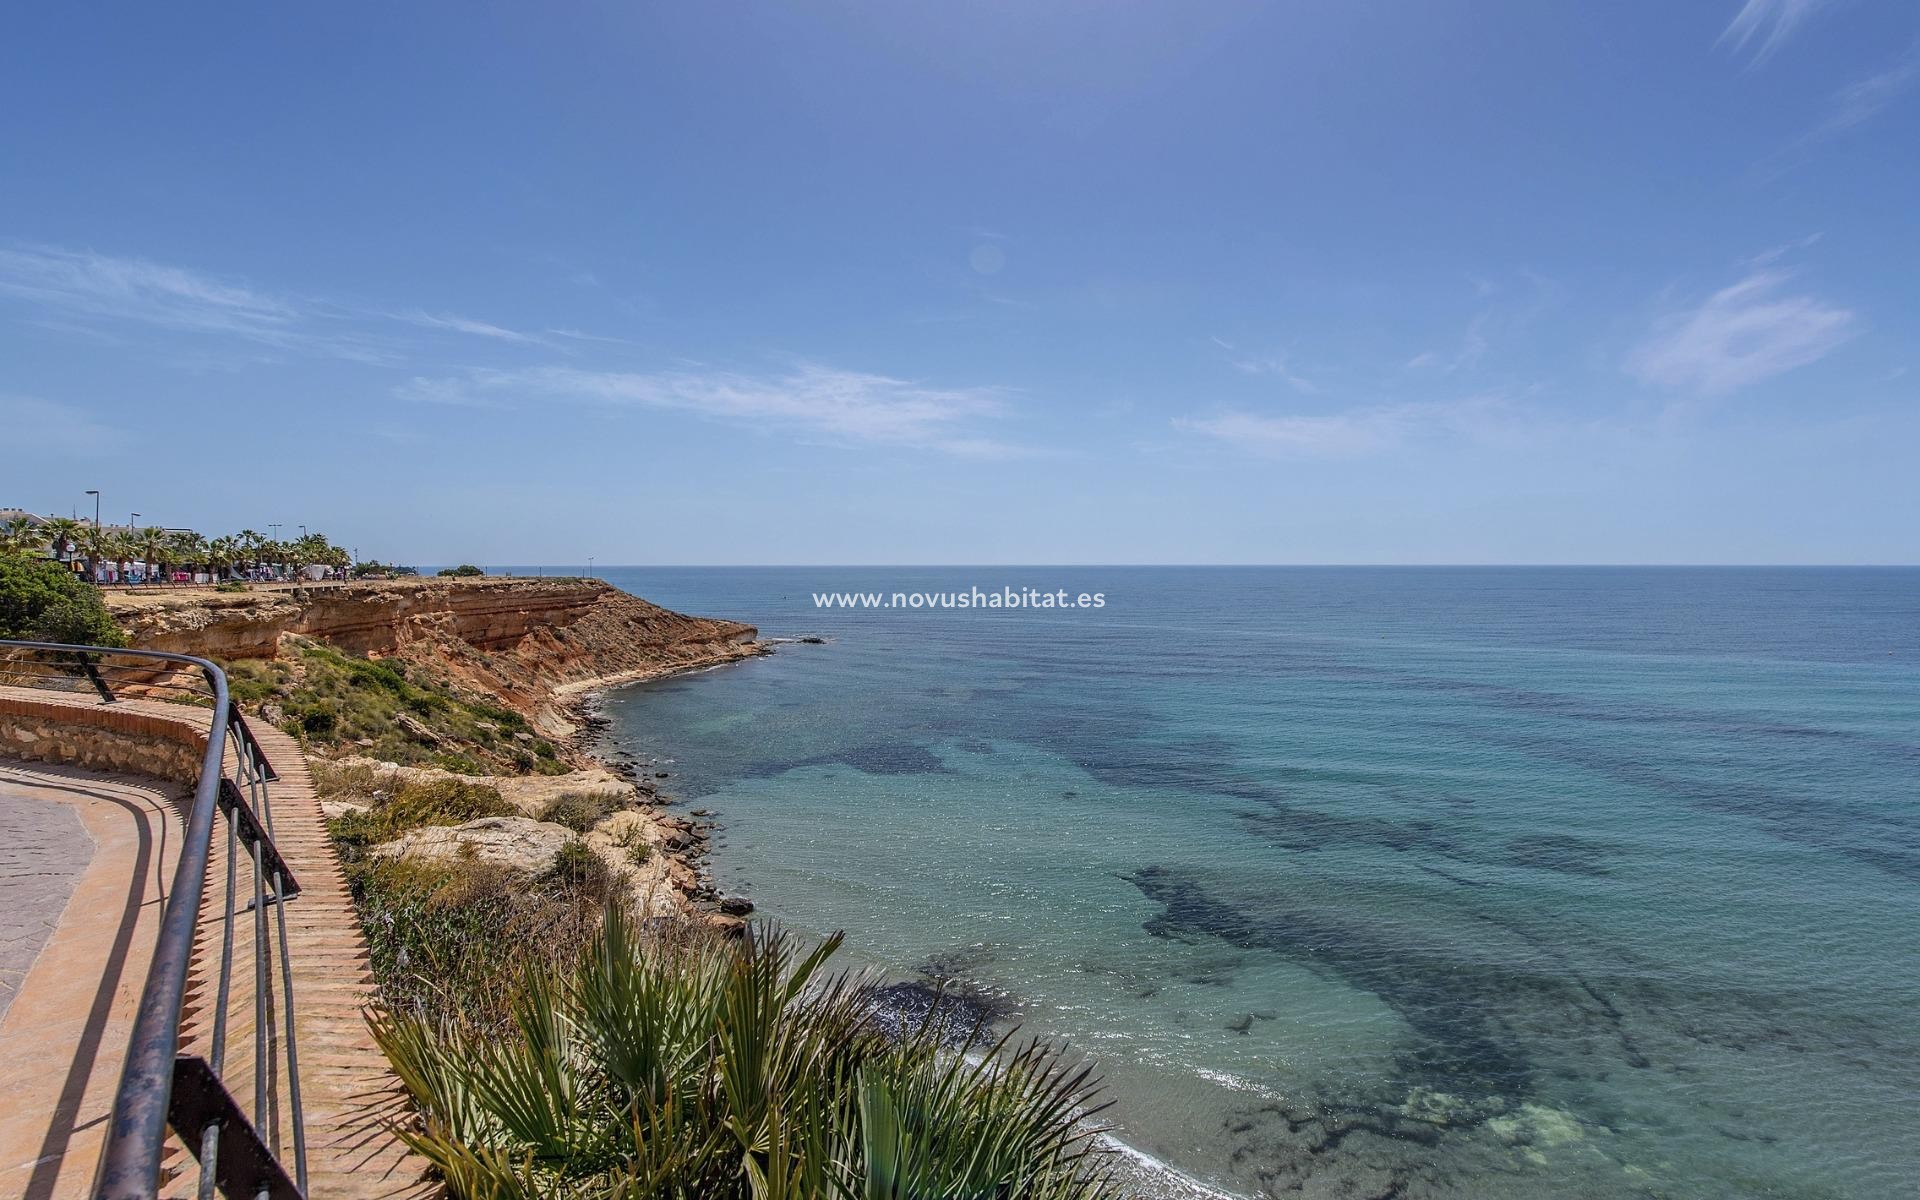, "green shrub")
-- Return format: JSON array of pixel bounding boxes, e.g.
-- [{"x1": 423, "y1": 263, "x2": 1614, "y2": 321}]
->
[
  {"x1": 328, "y1": 774, "x2": 518, "y2": 857},
  {"x1": 236, "y1": 639, "x2": 554, "y2": 774},
  {"x1": 539, "y1": 791, "x2": 615, "y2": 833},
  {"x1": 371, "y1": 906, "x2": 1117, "y2": 1198},
  {"x1": 537, "y1": 838, "x2": 624, "y2": 904},
  {"x1": 436, "y1": 564, "x2": 484, "y2": 577},
  {"x1": 0, "y1": 552, "x2": 123, "y2": 646},
  {"x1": 214, "y1": 581, "x2": 250, "y2": 593},
  {"x1": 618, "y1": 825, "x2": 654, "y2": 867},
  {"x1": 346, "y1": 857, "x2": 600, "y2": 1031}
]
